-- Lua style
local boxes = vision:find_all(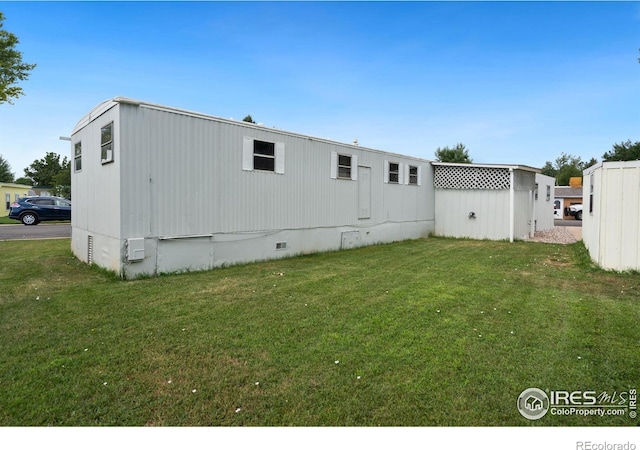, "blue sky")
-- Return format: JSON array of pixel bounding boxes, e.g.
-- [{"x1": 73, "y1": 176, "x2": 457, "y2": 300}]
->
[{"x1": 0, "y1": 1, "x2": 638, "y2": 179}]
